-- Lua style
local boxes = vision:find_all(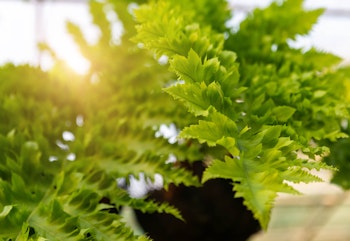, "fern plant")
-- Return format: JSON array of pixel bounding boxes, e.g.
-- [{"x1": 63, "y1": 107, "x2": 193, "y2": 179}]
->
[
  {"x1": 0, "y1": 0, "x2": 349, "y2": 240},
  {"x1": 134, "y1": 0, "x2": 349, "y2": 230},
  {"x1": 0, "y1": 1, "x2": 198, "y2": 240}
]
